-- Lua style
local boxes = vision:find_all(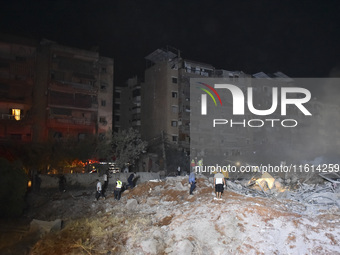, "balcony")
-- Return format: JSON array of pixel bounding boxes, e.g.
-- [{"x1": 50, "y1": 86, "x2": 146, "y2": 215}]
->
[
  {"x1": 1, "y1": 114, "x2": 25, "y2": 121},
  {"x1": 48, "y1": 117, "x2": 95, "y2": 128}
]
